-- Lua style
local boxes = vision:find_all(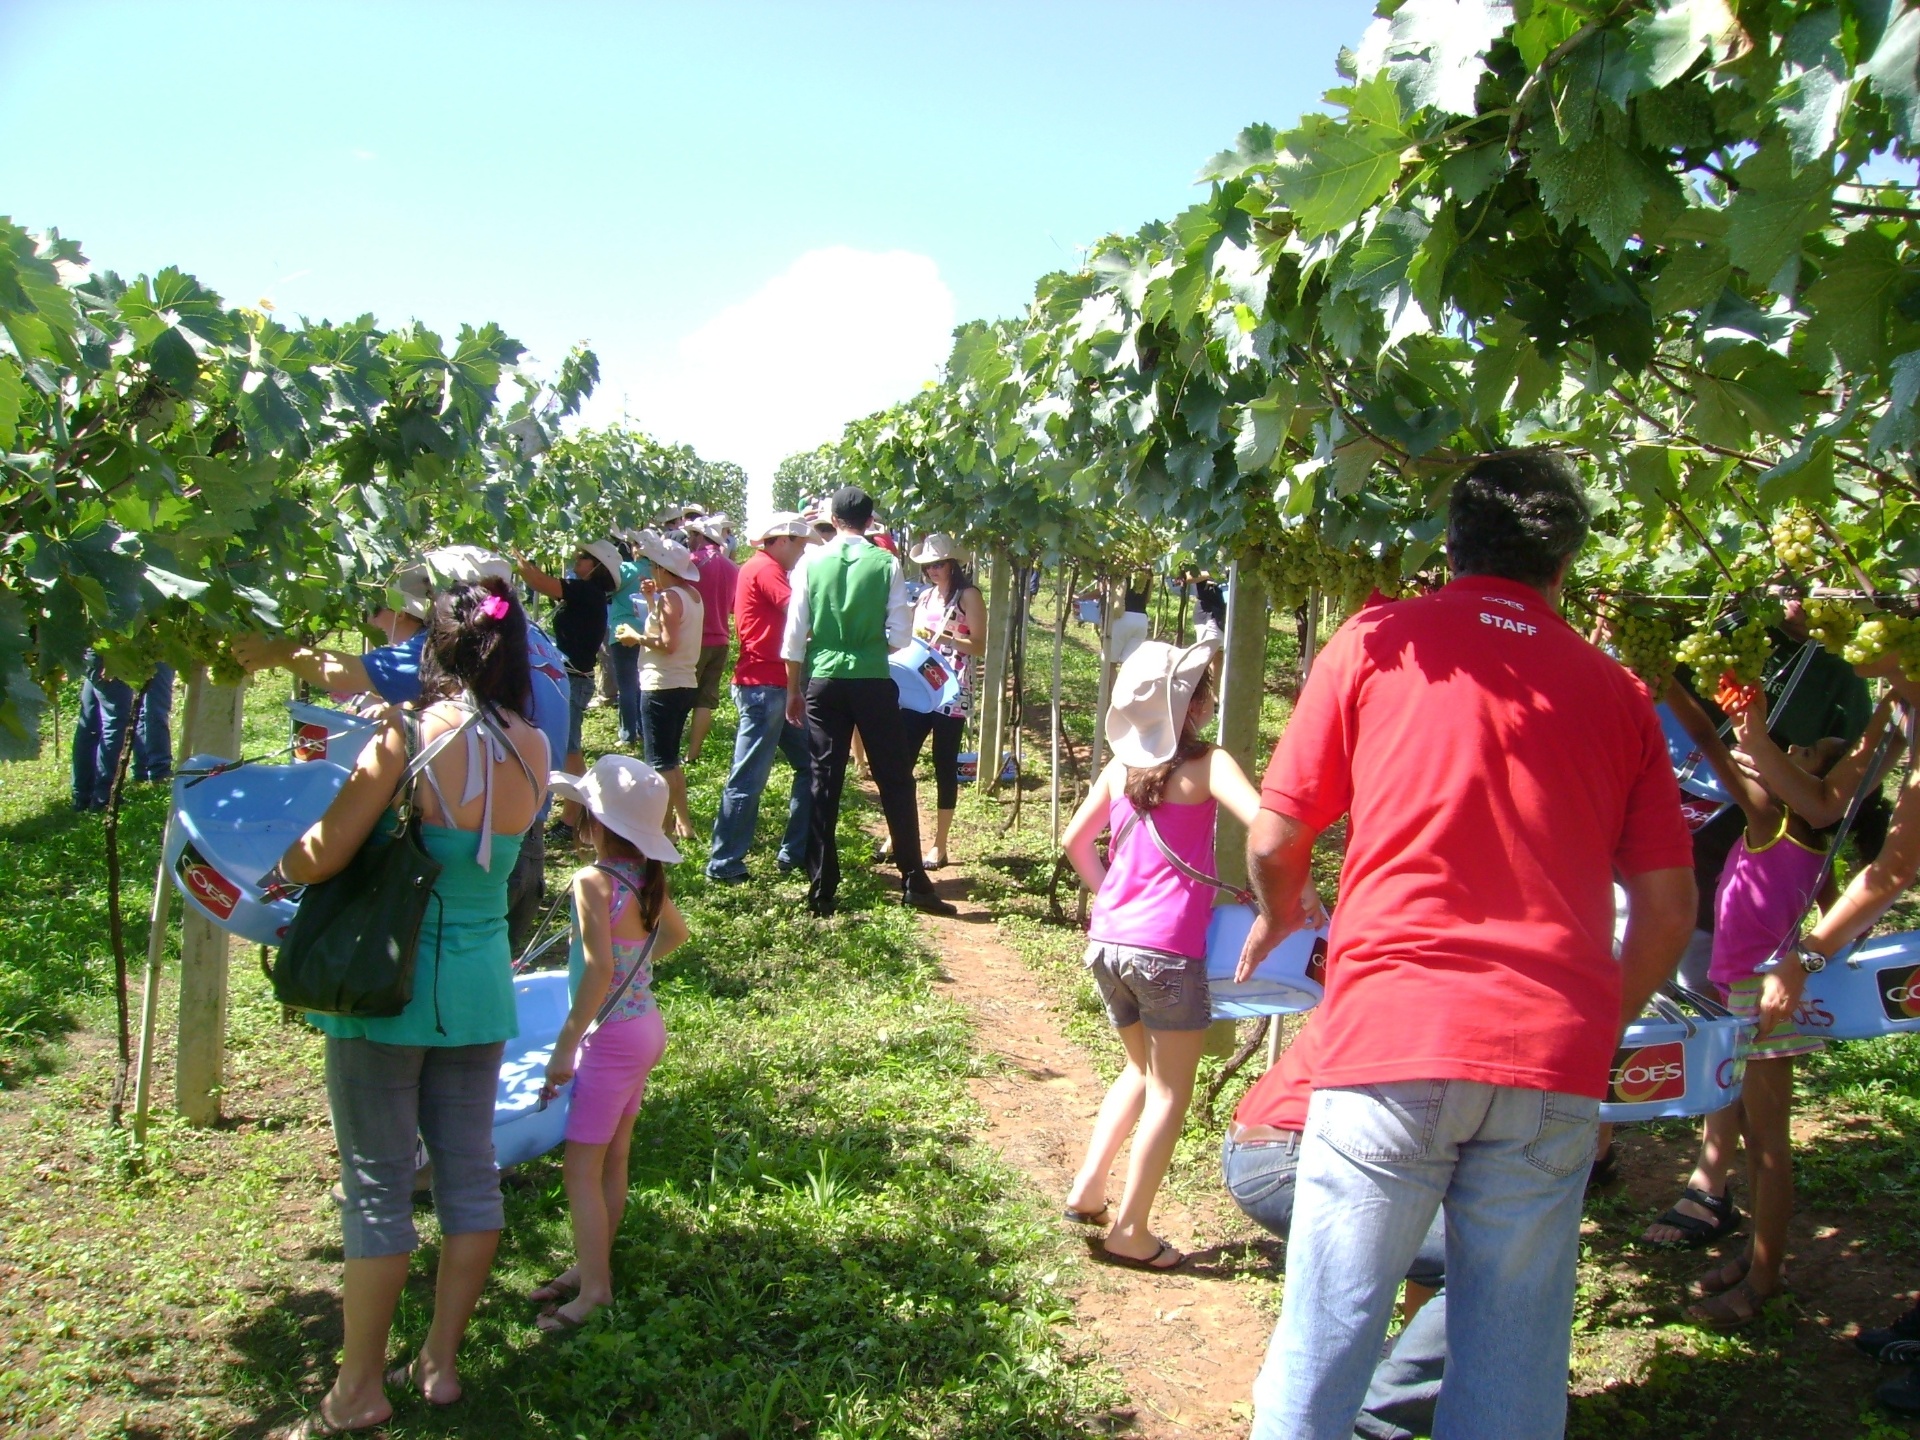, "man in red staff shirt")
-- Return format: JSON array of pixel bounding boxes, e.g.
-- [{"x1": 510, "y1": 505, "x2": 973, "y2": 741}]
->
[
  {"x1": 1238, "y1": 451, "x2": 1696, "y2": 1440},
  {"x1": 705, "y1": 513, "x2": 812, "y2": 883}
]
